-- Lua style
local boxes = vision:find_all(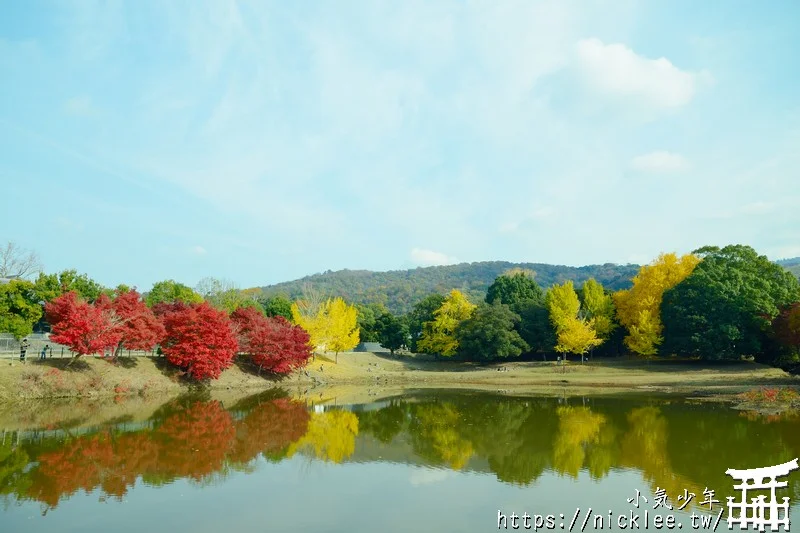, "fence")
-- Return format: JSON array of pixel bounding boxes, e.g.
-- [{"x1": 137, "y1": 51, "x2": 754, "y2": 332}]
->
[{"x1": 0, "y1": 333, "x2": 154, "y2": 360}]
